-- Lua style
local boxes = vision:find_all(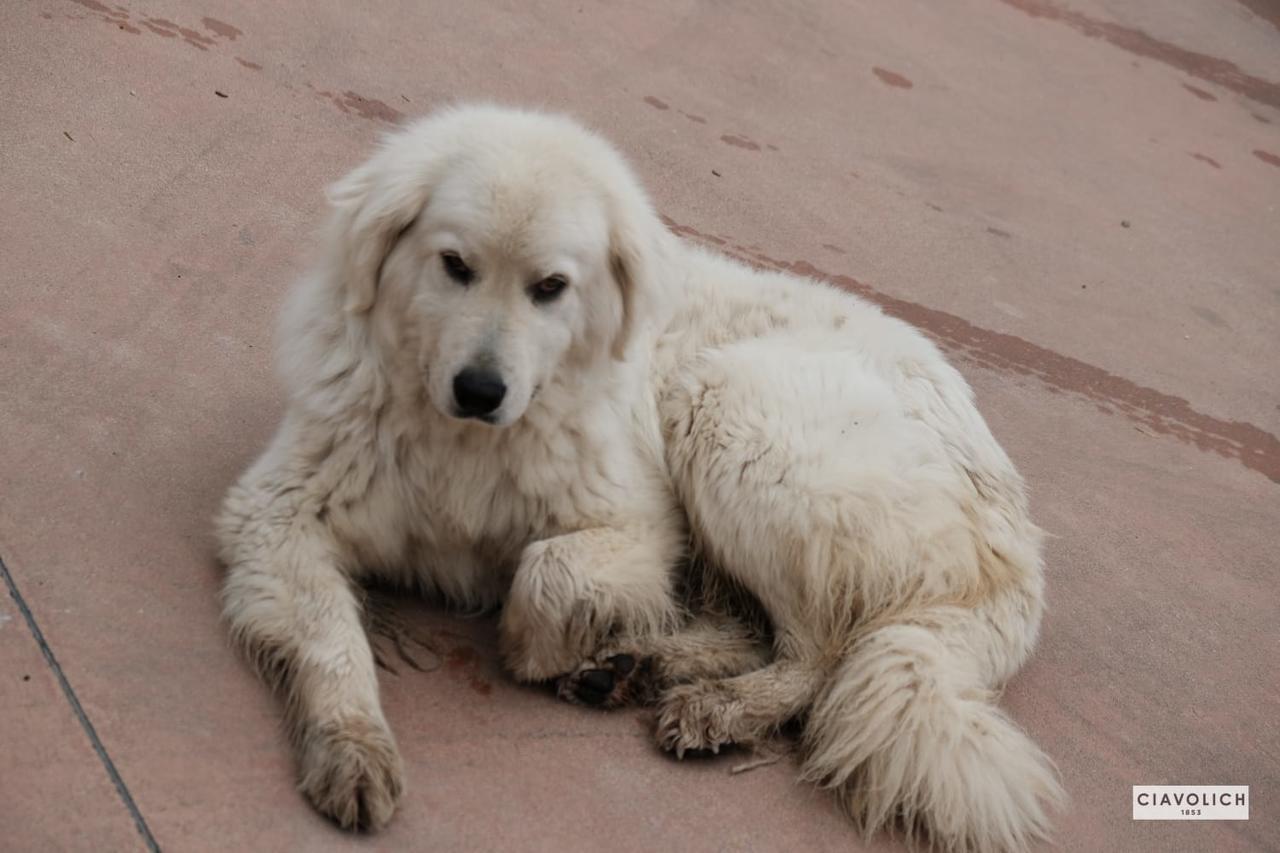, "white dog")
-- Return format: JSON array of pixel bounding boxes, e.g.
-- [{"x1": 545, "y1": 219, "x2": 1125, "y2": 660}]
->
[{"x1": 217, "y1": 104, "x2": 1063, "y2": 851}]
